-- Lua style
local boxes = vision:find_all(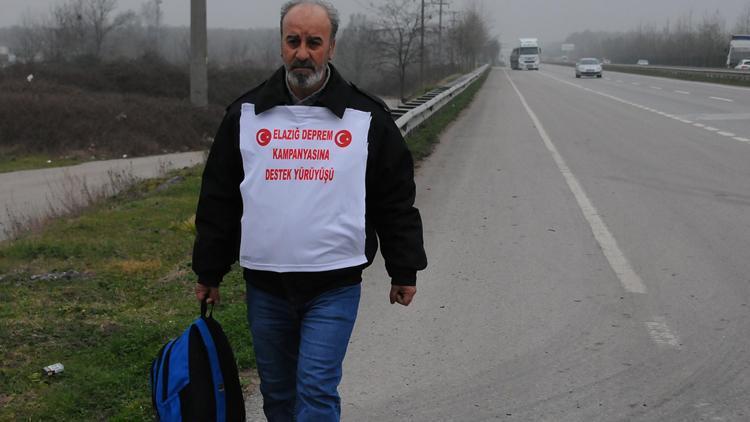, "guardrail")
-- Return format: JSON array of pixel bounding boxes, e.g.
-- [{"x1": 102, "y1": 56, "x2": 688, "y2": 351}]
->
[
  {"x1": 602, "y1": 64, "x2": 750, "y2": 84},
  {"x1": 395, "y1": 64, "x2": 490, "y2": 136},
  {"x1": 544, "y1": 61, "x2": 750, "y2": 86}
]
